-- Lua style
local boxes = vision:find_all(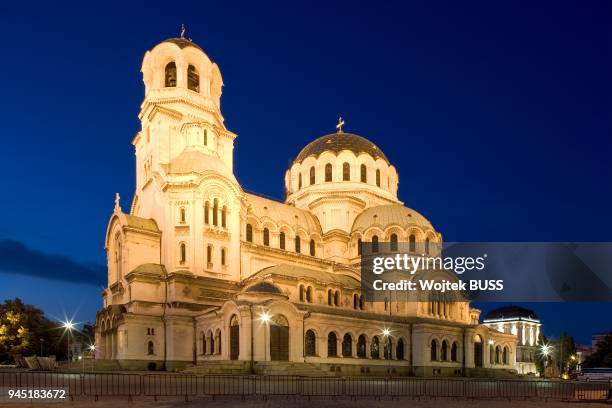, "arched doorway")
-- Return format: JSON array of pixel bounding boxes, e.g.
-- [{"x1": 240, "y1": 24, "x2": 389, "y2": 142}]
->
[
  {"x1": 229, "y1": 315, "x2": 239, "y2": 360},
  {"x1": 269, "y1": 315, "x2": 289, "y2": 361},
  {"x1": 473, "y1": 334, "x2": 483, "y2": 367}
]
